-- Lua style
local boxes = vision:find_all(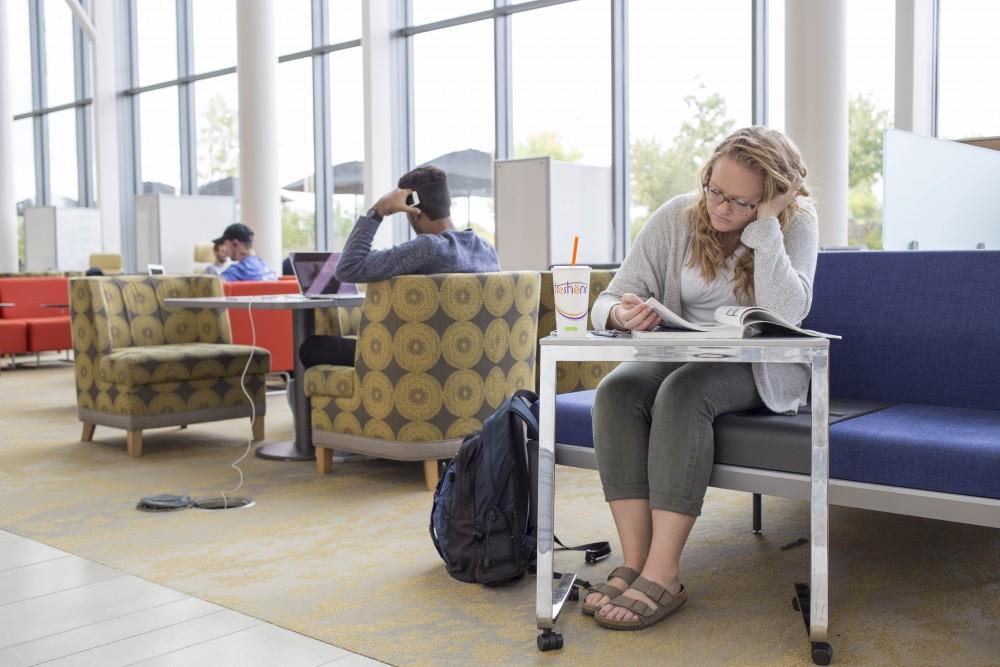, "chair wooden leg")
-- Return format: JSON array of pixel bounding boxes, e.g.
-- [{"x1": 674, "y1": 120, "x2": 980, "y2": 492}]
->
[
  {"x1": 81, "y1": 422, "x2": 96, "y2": 442},
  {"x1": 316, "y1": 447, "x2": 333, "y2": 474},
  {"x1": 126, "y1": 430, "x2": 143, "y2": 457},
  {"x1": 423, "y1": 459, "x2": 440, "y2": 491},
  {"x1": 251, "y1": 415, "x2": 265, "y2": 442}
]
